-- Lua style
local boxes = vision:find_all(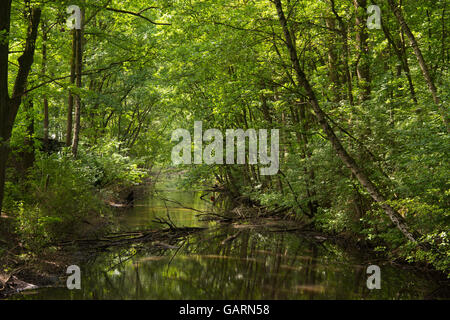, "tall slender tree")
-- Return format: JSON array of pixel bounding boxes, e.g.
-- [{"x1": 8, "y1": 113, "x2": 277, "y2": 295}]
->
[
  {"x1": 387, "y1": 0, "x2": 449, "y2": 132},
  {"x1": 0, "y1": 1, "x2": 41, "y2": 214},
  {"x1": 272, "y1": 0, "x2": 418, "y2": 242},
  {"x1": 71, "y1": 5, "x2": 84, "y2": 157}
]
